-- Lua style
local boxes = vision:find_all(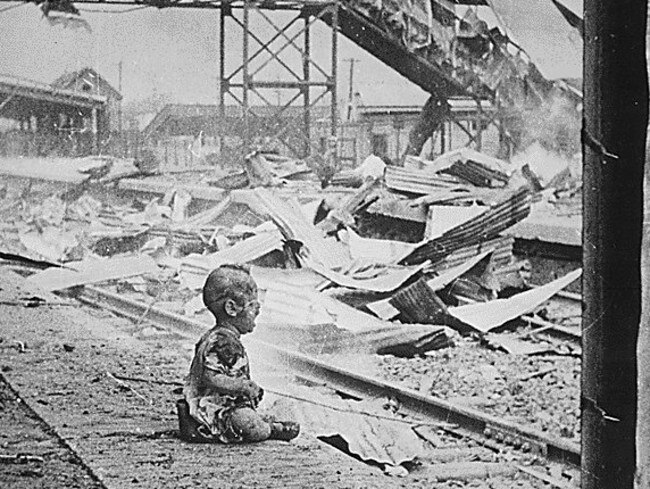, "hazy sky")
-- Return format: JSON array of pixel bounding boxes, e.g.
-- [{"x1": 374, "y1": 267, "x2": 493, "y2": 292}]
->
[
  {"x1": 0, "y1": 3, "x2": 428, "y2": 107},
  {"x1": 0, "y1": 1, "x2": 583, "y2": 108}
]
